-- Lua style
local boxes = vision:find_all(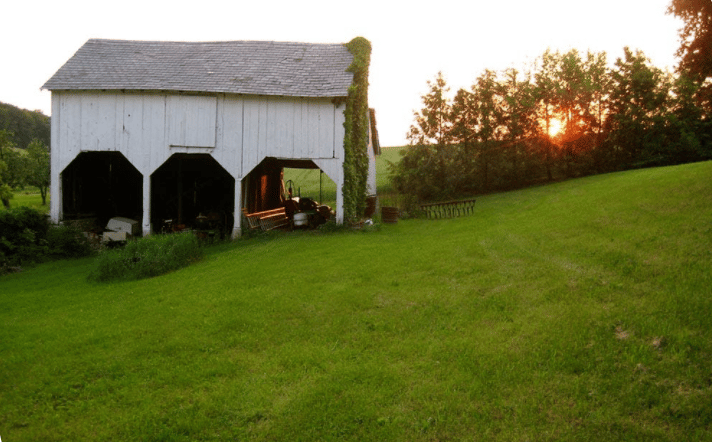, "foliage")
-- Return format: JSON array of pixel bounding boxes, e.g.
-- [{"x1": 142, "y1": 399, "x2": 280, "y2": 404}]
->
[
  {"x1": 0, "y1": 206, "x2": 50, "y2": 267},
  {"x1": 668, "y1": 0, "x2": 712, "y2": 81},
  {"x1": 342, "y1": 37, "x2": 372, "y2": 224},
  {"x1": 25, "y1": 139, "x2": 50, "y2": 205},
  {"x1": 392, "y1": 47, "x2": 712, "y2": 202},
  {"x1": 407, "y1": 71, "x2": 452, "y2": 146},
  {"x1": 606, "y1": 48, "x2": 671, "y2": 168},
  {"x1": 46, "y1": 224, "x2": 94, "y2": 259},
  {"x1": 0, "y1": 130, "x2": 16, "y2": 208},
  {"x1": 0, "y1": 161, "x2": 12, "y2": 209},
  {"x1": 1, "y1": 161, "x2": 711, "y2": 440},
  {"x1": 88, "y1": 232, "x2": 204, "y2": 282},
  {"x1": 0, "y1": 101, "x2": 50, "y2": 151}
]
